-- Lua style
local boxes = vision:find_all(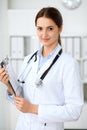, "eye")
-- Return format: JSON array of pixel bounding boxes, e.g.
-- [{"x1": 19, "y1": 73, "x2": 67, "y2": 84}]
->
[
  {"x1": 48, "y1": 27, "x2": 53, "y2": 31},
  {"x1": 37, "y1": 27, "x2": 42, "y2": 31}
]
